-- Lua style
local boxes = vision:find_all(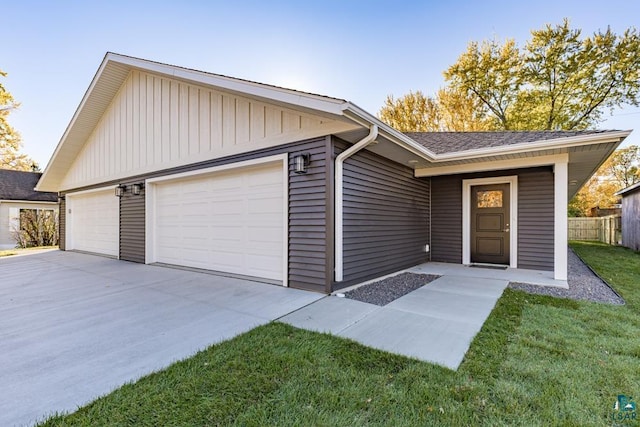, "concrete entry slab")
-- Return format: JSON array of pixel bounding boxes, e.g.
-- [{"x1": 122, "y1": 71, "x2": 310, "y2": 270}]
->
[
  {"x1": 338, "y1": 308, "x2": 478, "y2": 369},
  {"x1": 424, "y1": 275, "x2": 508, "y2": 298},
  {"x1": 282, "y1": 272, "x2": 508, "y2": 371},
  {"x1": 0, "y1": 251, "x2": 322, "y2": 427},
  {"x1": 280, "y1": 296, "x2": 379, "y2": 334}
]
